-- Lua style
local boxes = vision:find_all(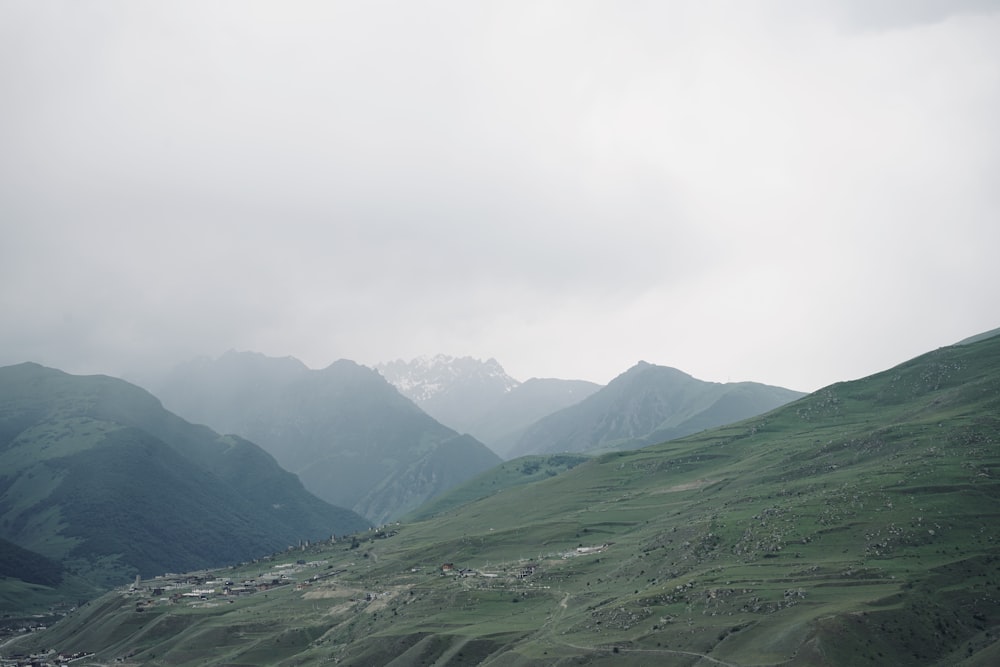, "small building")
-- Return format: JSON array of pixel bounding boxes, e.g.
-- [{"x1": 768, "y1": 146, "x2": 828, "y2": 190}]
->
[{"x1": 517, "y1": 564, "x2": 538, "y2": 579}]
